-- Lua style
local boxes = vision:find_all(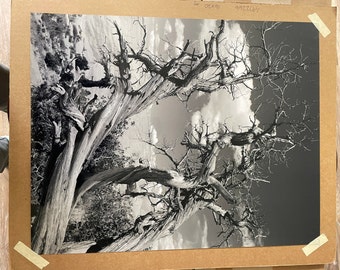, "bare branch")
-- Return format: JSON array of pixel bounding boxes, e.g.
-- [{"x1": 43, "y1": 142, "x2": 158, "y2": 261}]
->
[{"x1": 142, "y1": 139, "x2": 179, "y2": 169}]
